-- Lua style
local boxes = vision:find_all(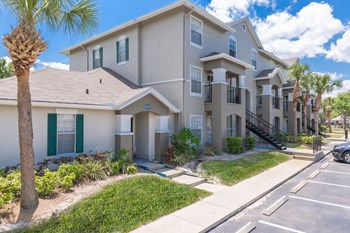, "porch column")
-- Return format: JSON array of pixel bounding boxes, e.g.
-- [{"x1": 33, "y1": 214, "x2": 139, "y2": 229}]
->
[
  {"x1": 261, "y1": 85, "x2": 272, "y2": 124},
  {"x1": 287, "y1": 93, "x2": 294, "y2": 134},
  {"x1": 212, "y1": 68, "x2": 227, "y2": 84},
  {"x1": 115, "y1": 115, "x2": 133, "y2": 158},
  {"x1": 155, "y1": 116, "x2": 169, "y2": 162},
  {"x1": 239, "y1": 75, "x2": 246, "y2": 89}
]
